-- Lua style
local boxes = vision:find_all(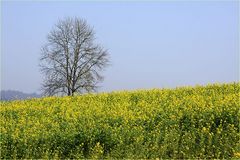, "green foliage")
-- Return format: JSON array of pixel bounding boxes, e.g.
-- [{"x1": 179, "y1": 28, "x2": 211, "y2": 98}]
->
[{"x1": 0, "y1": 82, "x2": 239, "y2": 159}]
